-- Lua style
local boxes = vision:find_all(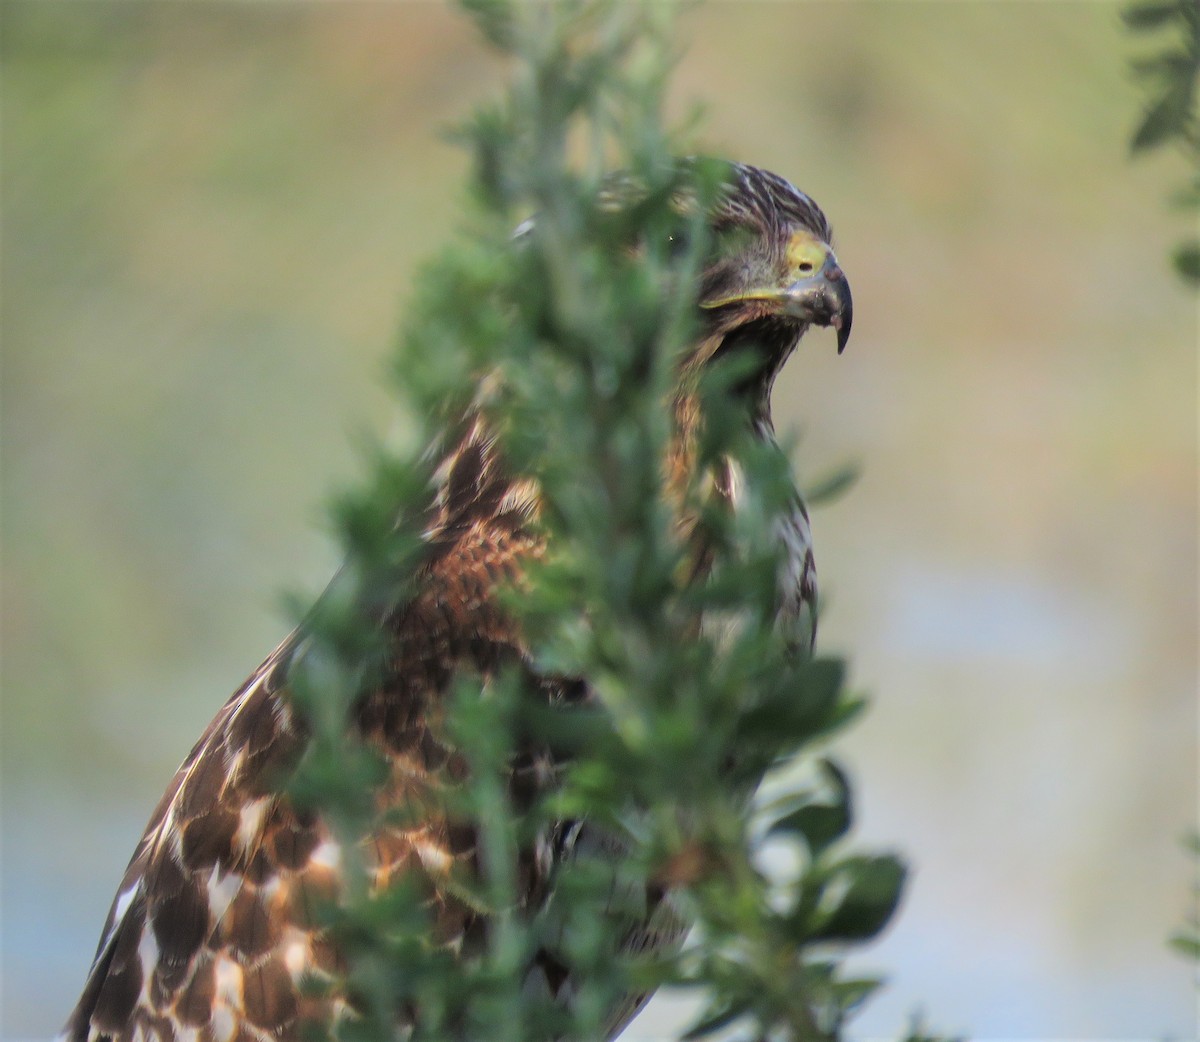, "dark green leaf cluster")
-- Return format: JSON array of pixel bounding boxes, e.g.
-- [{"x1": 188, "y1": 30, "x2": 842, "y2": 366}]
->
[
  {"x1": 1124, "y1": 0, "x2": 1200, "y2": 284},
  {"x1": 279, "y1": 2, "x2": 942, "y2": 1041},
  {"x1": 1169, "y1": 832, "x2": 1200, "y2": 962}
]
